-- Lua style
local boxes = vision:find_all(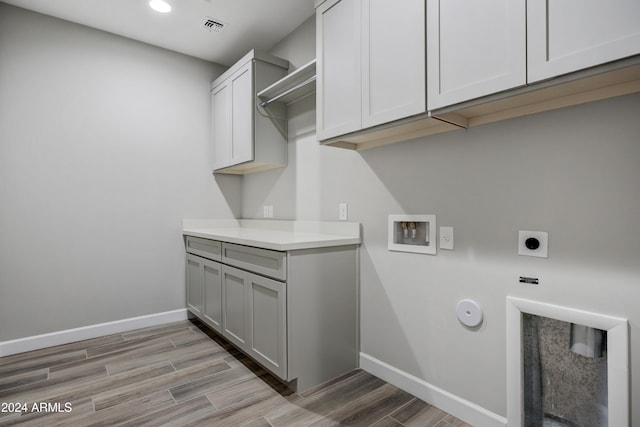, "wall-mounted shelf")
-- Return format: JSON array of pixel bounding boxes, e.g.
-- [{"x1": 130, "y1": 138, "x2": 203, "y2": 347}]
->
[{"x1": 258, "y1": 59, "x2": 316, "y2": 107}]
